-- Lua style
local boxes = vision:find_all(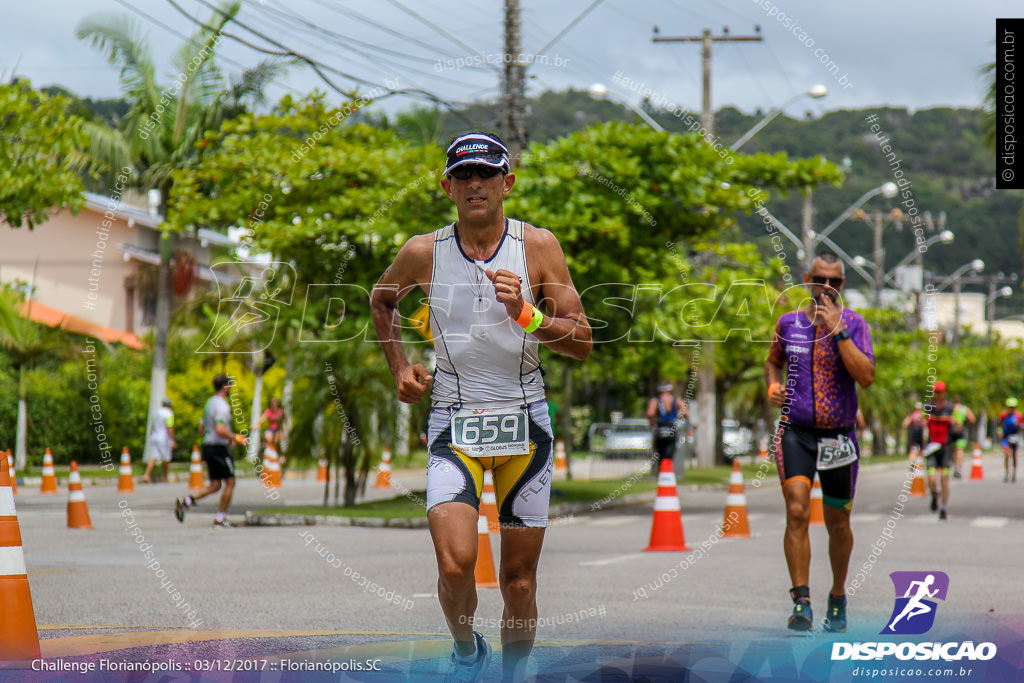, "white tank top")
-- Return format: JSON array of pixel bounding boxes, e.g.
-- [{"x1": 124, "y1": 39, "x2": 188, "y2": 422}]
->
[{"x1": 429, "y1": 218, "x2": 545, "y2": 409}]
